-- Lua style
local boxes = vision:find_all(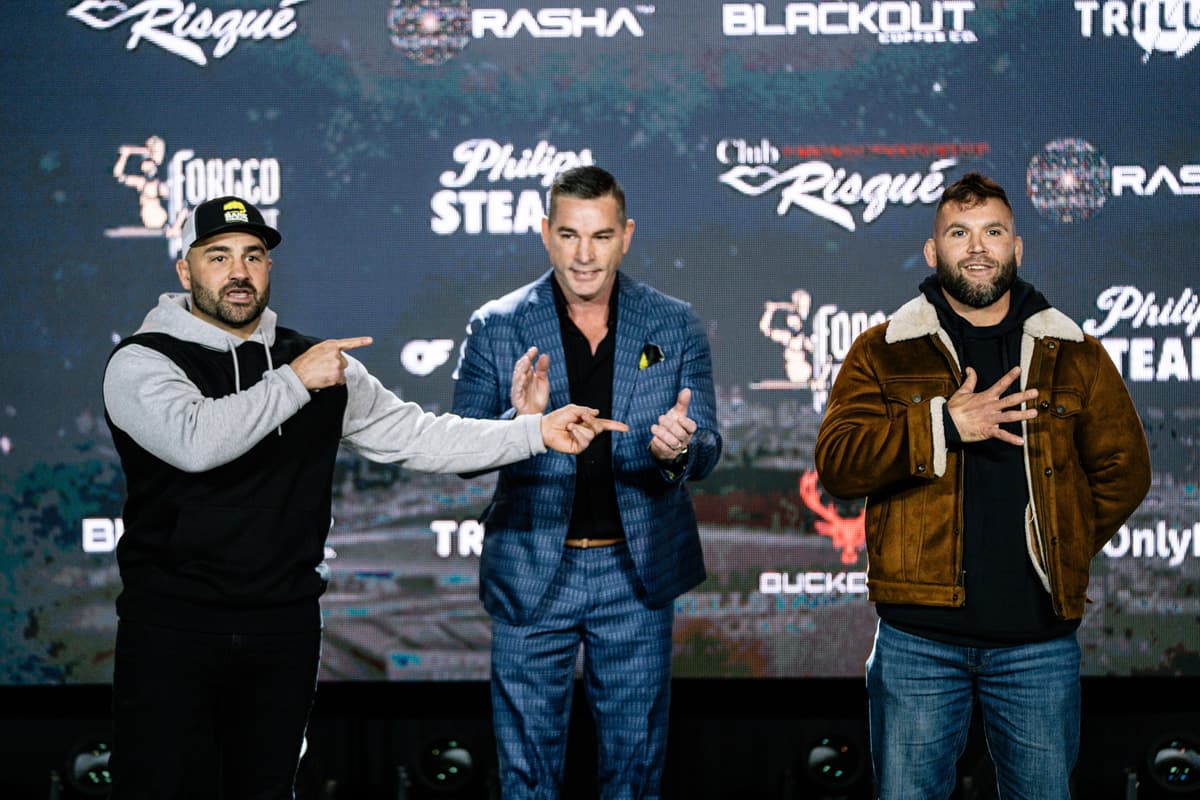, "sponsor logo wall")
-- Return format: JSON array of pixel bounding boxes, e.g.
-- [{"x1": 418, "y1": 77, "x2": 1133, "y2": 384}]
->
[{"x1": 1, "y1": 1, "x2": 1196, "y2": 683}]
